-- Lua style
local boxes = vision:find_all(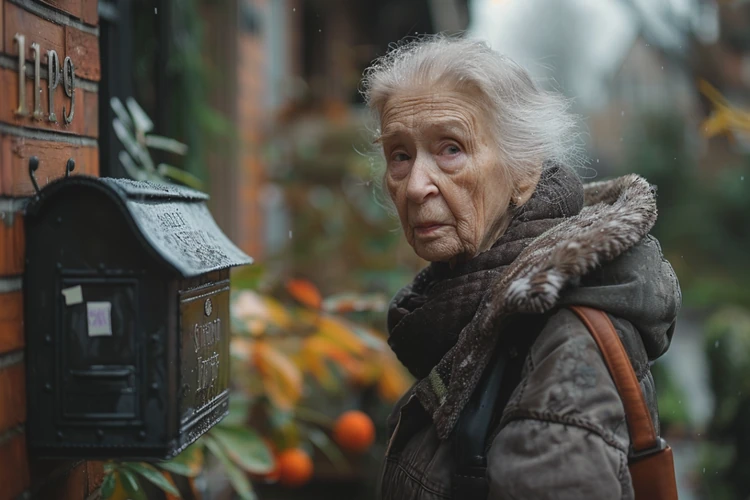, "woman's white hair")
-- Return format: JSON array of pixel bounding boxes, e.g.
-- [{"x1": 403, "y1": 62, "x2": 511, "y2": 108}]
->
[{"x1": 361, "y1": 34, "x2": 585, "y2": 195}]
